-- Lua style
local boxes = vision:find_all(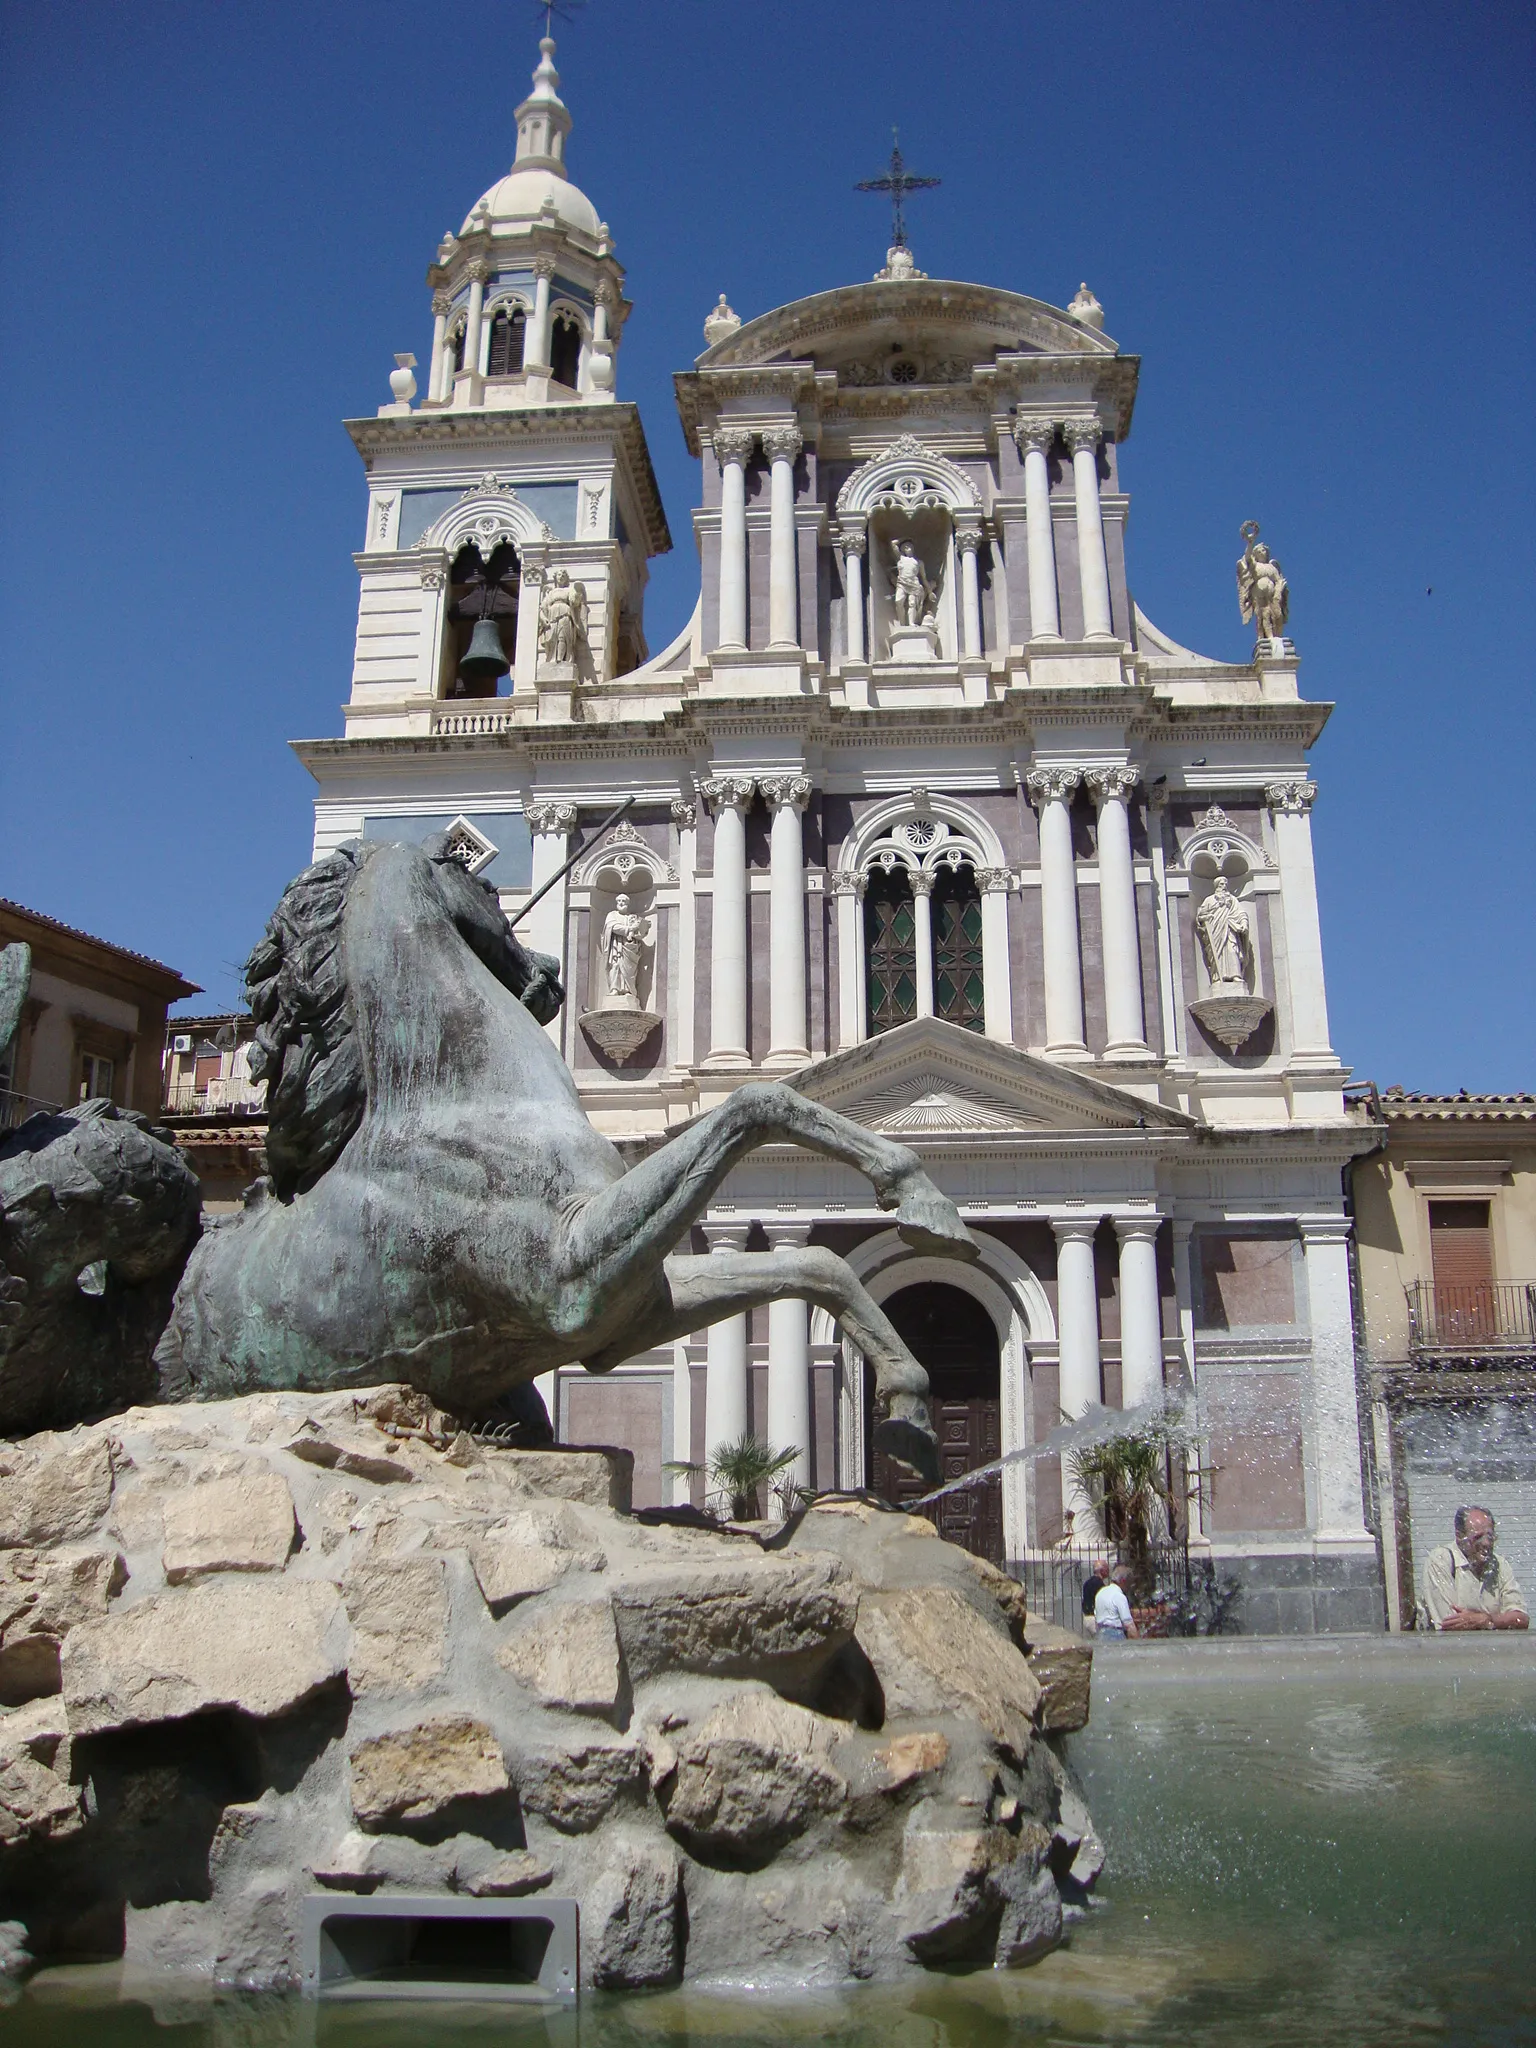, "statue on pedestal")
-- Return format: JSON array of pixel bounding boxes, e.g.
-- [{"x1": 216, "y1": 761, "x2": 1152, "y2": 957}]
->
[
  {"x1": 891, "y1": 539, "x2": 936, "y2": 628},
  {"x1": 537, "y1": 569, "x2": 588, "y2": 667},
  {"x1": 600, "y1": 894, "x2": 652, "y2": 1010},
  {"x1": 1195, "y1": 876, "x2": 1252, "y2": 991},
  {"x1": 1237, "y1": 522, "x2": 1289, "y2": 644}
]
